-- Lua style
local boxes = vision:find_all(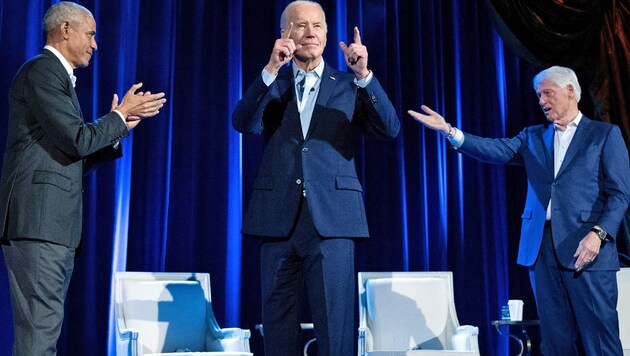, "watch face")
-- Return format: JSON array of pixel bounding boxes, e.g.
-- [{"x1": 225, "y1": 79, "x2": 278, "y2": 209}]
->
[{"x1": 592, "y1": 228, "x2": 606, "y2": 240}]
